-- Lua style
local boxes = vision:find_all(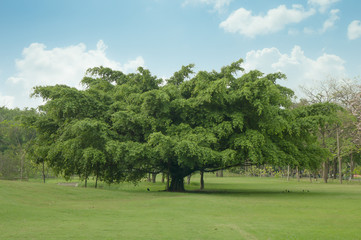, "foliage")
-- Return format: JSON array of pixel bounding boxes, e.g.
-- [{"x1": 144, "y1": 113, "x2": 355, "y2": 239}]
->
[
  {"x1": 300, "y1": 77, "x2": 361, "y2": 182},
  {"x1": 0, "y1": 107, "x2": 39, "y2": 179},
  {"x1": 353, "y1": 166, "x2": 361, "y2": 176},
  {"x1": 30, "y1": 60, "x2": 328, "y2": 191}
]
